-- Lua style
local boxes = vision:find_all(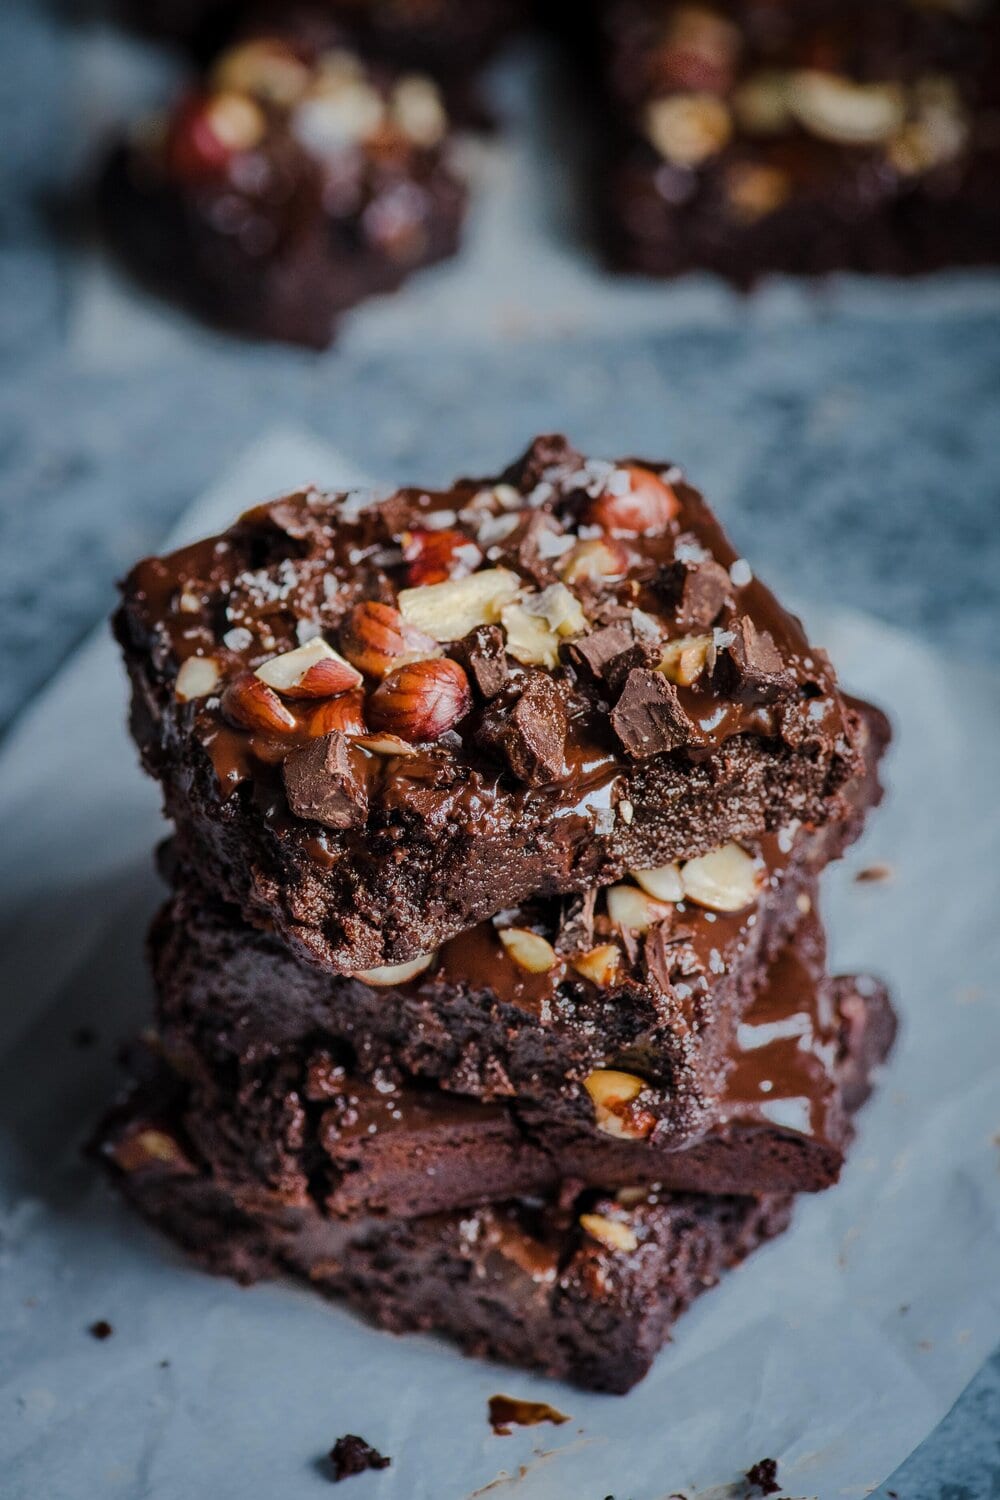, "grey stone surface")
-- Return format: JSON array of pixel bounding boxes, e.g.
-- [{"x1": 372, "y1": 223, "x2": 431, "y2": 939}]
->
[{"x1": 1, "y1": 2, "x2": 998, "y2": 1494}]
